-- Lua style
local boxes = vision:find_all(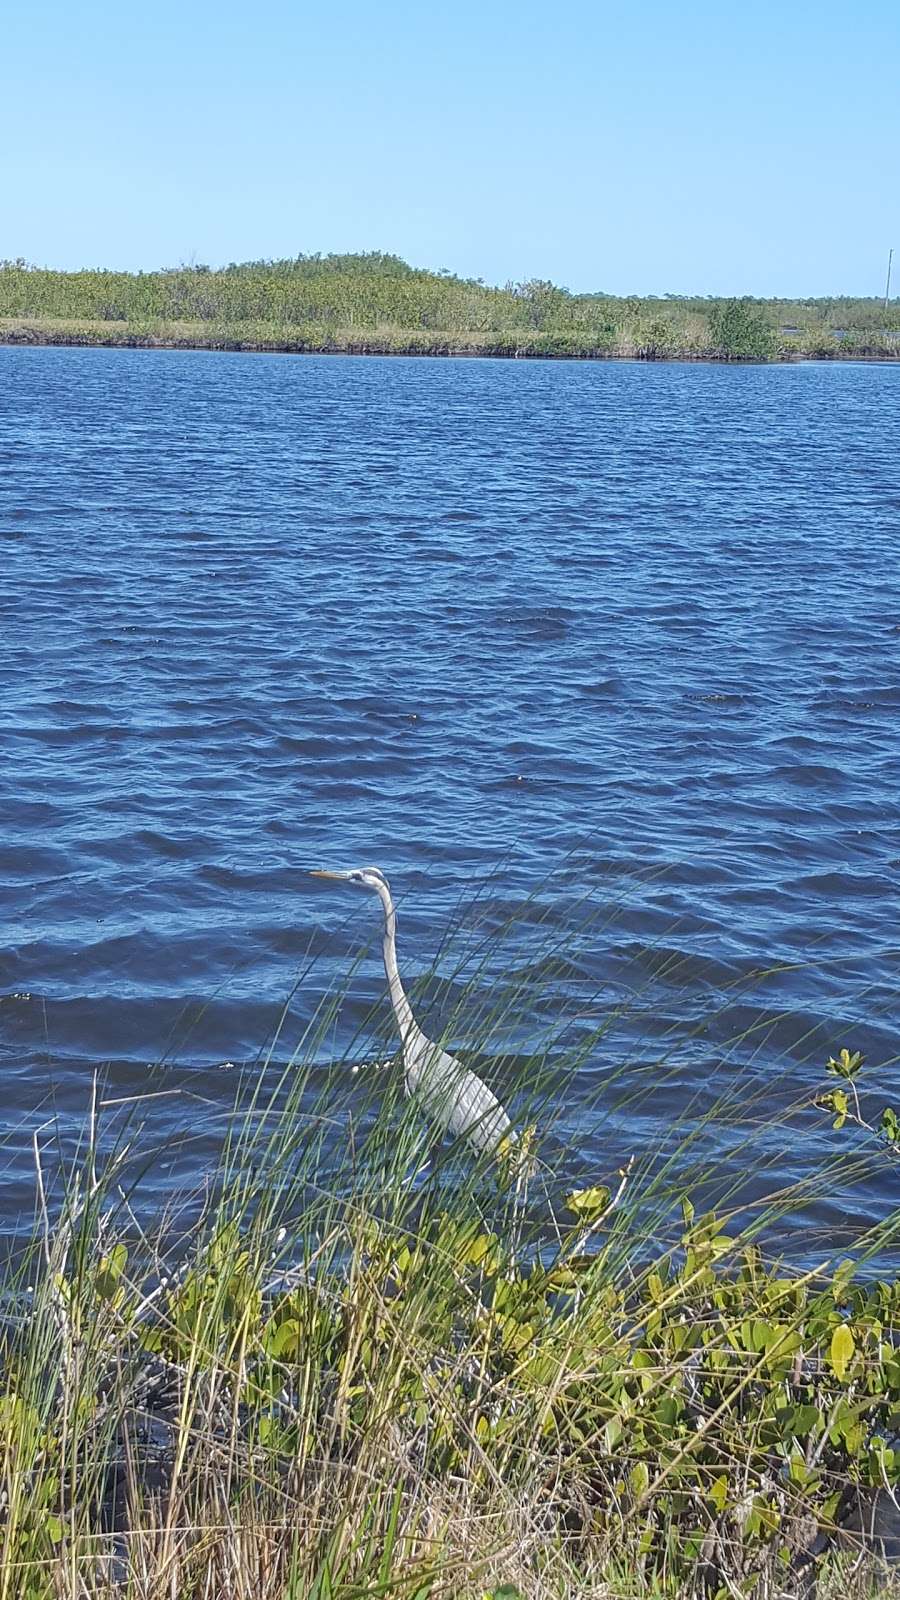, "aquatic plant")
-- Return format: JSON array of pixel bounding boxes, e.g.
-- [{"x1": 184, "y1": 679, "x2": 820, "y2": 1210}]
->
[{"x1": 1, "y1": 895, "x2": 898, "y2": 1598}]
